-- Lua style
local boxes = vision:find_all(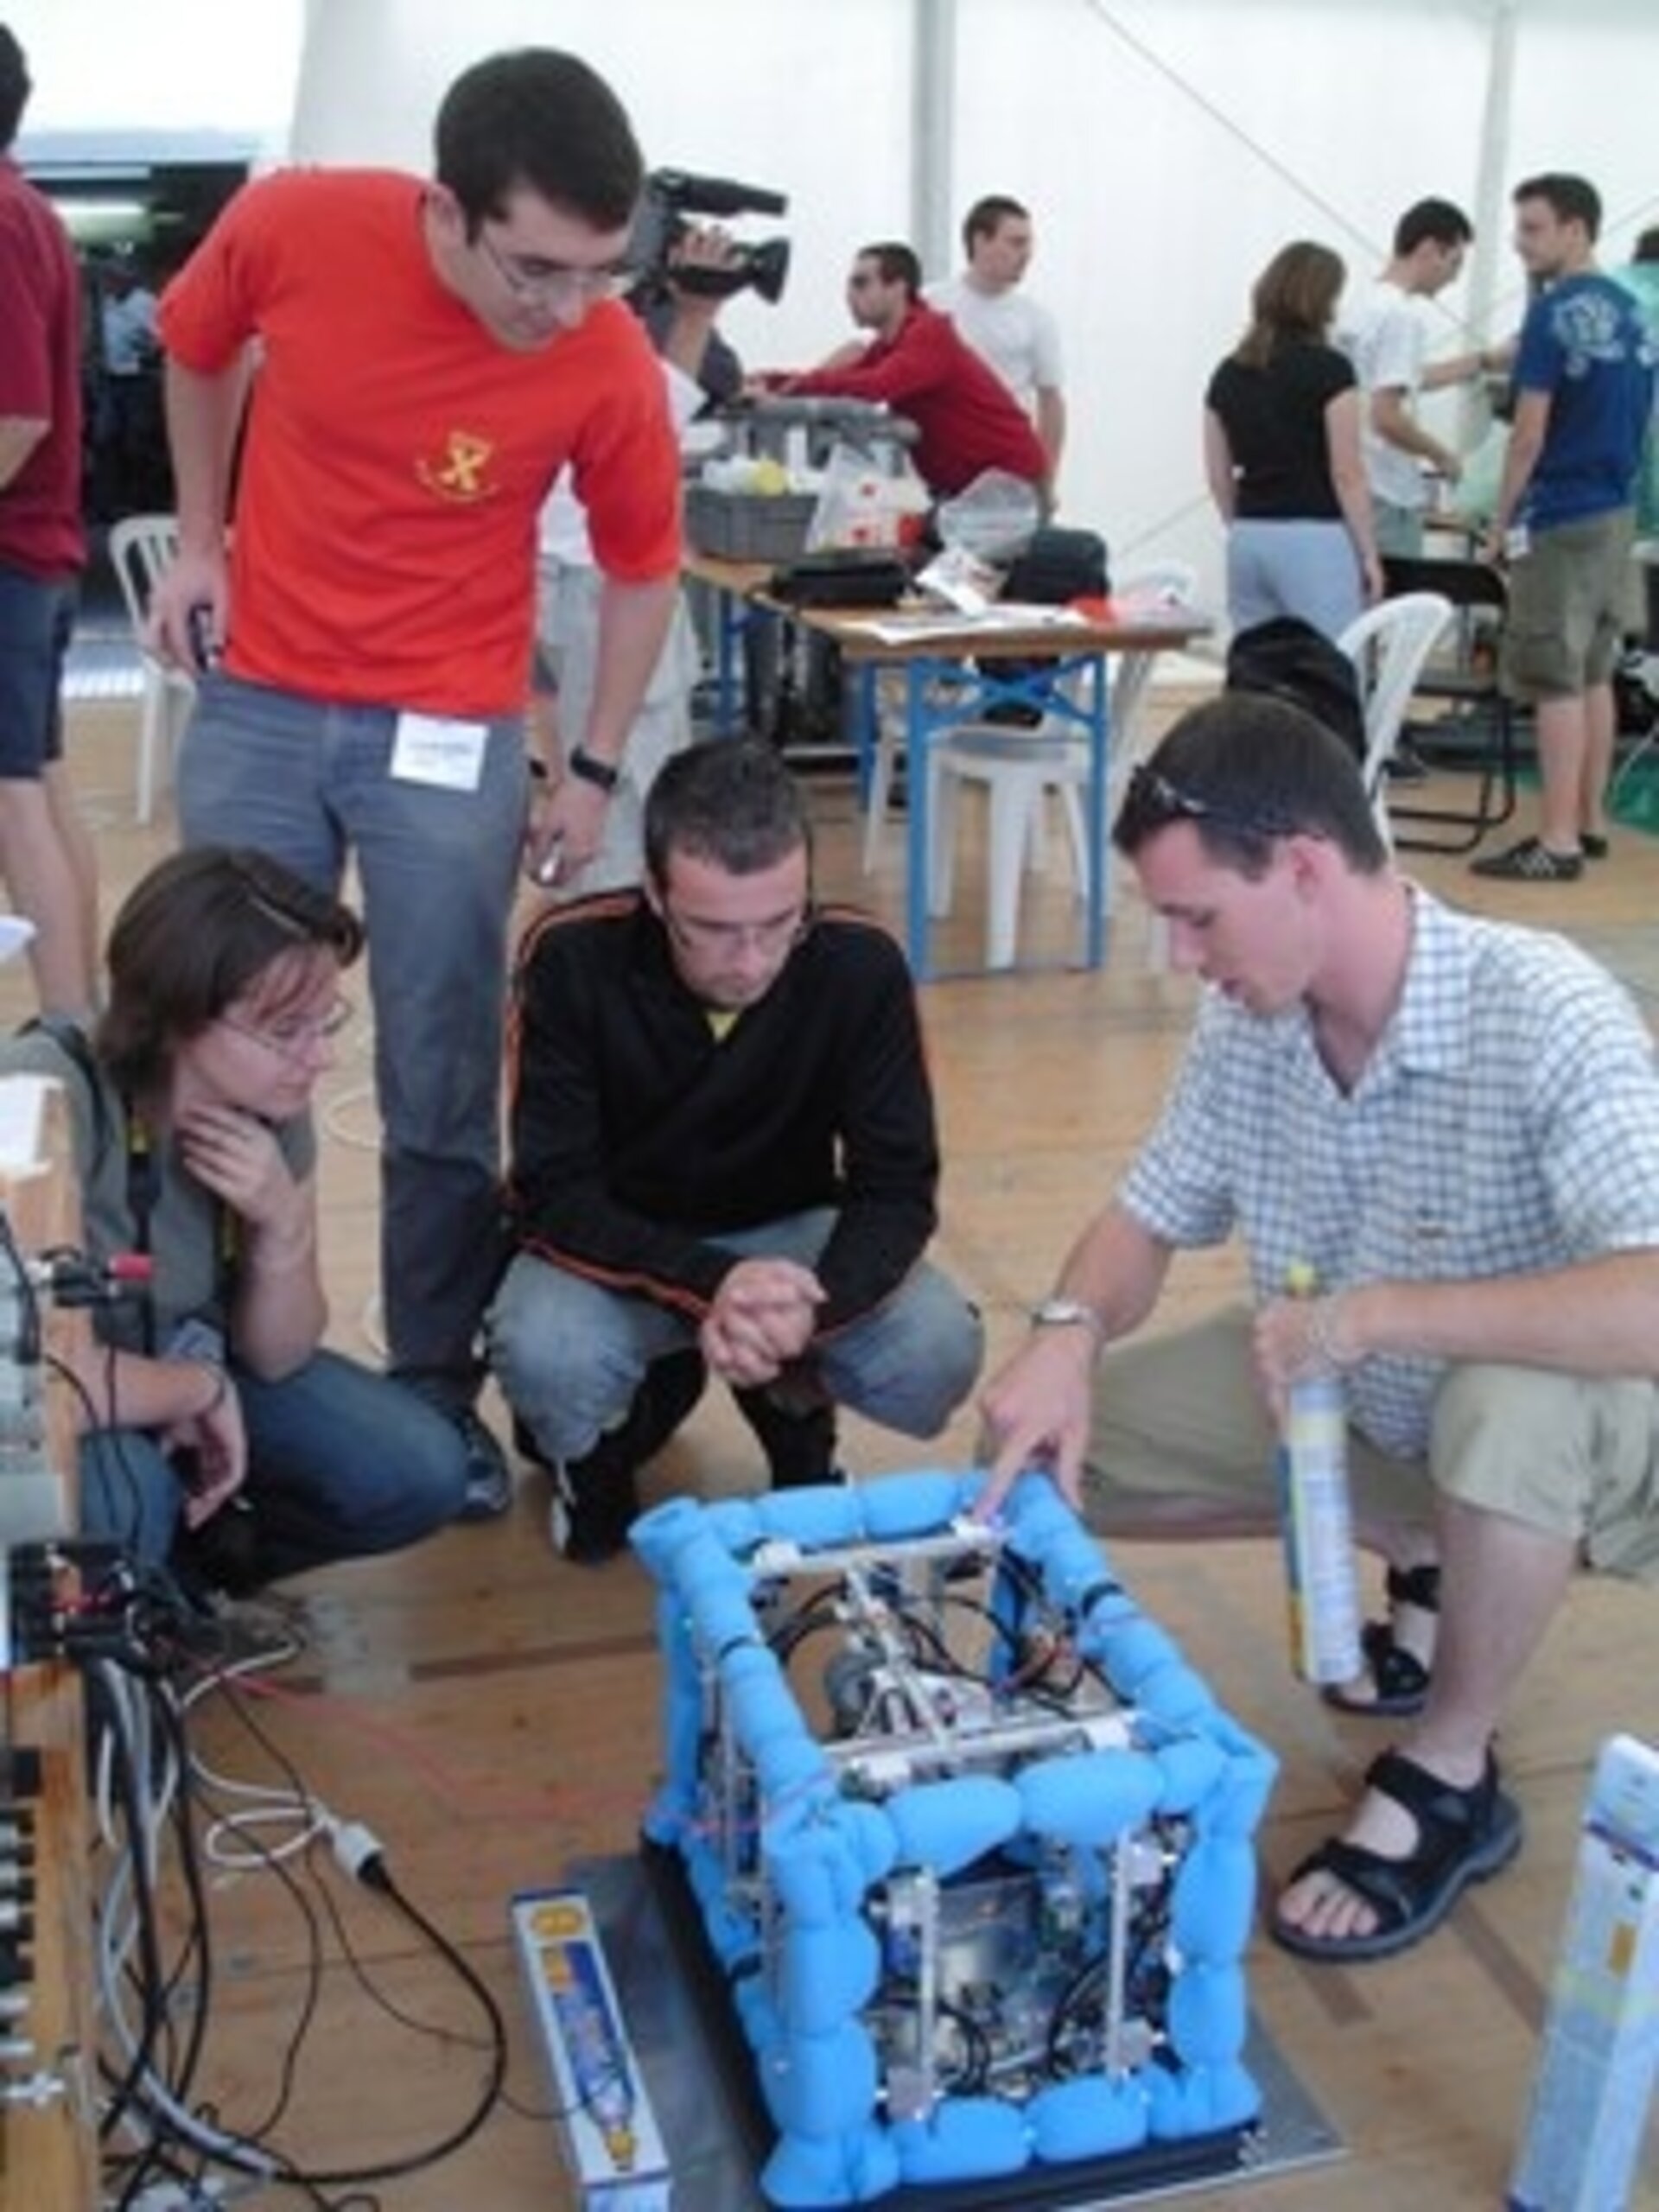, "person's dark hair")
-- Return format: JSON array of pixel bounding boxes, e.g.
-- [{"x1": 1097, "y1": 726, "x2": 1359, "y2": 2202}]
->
[
  {"x1": 645, "y1": 740, "x2": 810, "y2": 887},
  {"x1": 0, "y1": 25, "x2": 31, "y2": 151},
  {"x1": 433, "y1": 48, "x2": 642, "y2": 236},
  {"x1": 1113, "y1": 693, "x2": 1388, "y2": 879},
  {"x1": 95, "y1": 849, "x2": 364, "y2": 1097},
  {"x1": 856, "y1": 242, "x2": 923, "y2": 300},
  {"x1": 1394, "y1": 196, "x2": 1473, "y2": 257},
  {"x1": 1512, "y1": 172, "x2": 1602, "y2": 241},
  {"x1": 1633, "y1": 225, "x2": 1659, "y2": 265},
  {"x1": 1235, "y1": 241, "x2": 1345, "y2": 368},
  {"x1": 963, "y1": 194, "x2": 1028, "y2": 258}
]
